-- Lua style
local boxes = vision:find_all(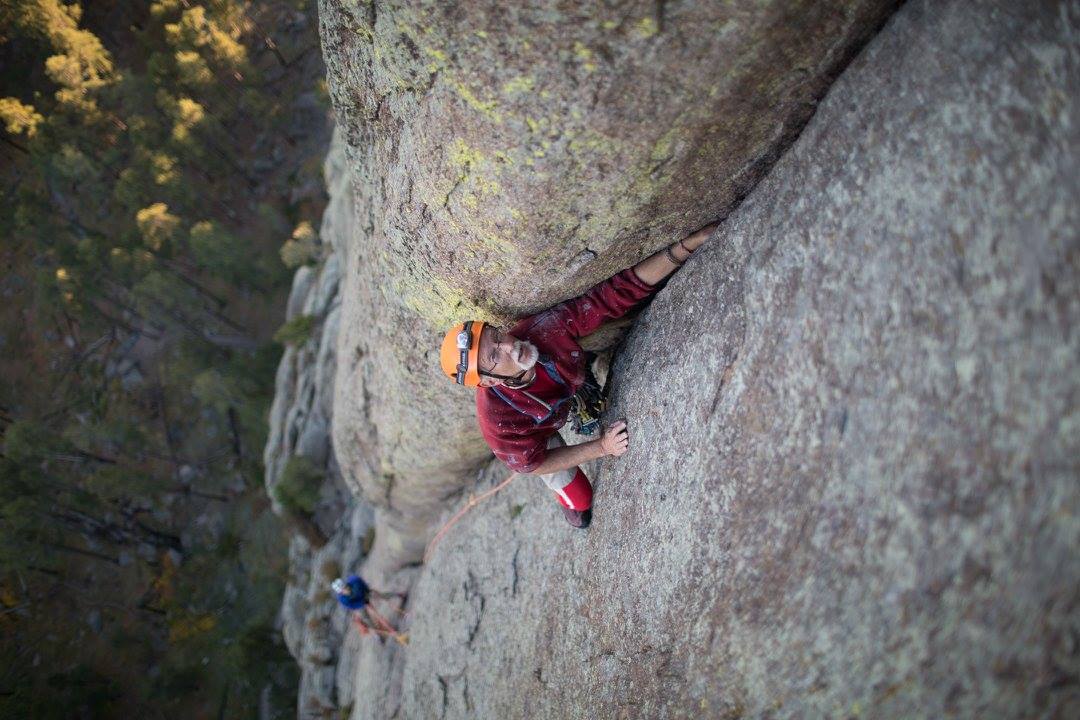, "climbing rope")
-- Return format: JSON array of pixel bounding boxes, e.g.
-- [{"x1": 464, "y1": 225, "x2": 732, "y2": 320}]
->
[
  {"x1": 367, "y1": 604, "x2": 408, "y2": 645},
  {"x1": 423, "y1": 472, "x2": 519, "y2": 564},
  {"x1": 351, "y1": 605, "x2": 409, "y2": 645}
]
